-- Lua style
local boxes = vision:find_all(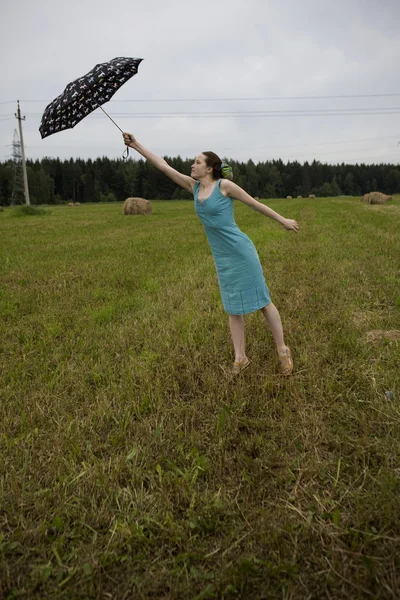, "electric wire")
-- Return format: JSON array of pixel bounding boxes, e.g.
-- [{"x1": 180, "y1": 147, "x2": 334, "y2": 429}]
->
[{"x1": 2, "y1": 92, "x2": 400, "y2": 104}]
